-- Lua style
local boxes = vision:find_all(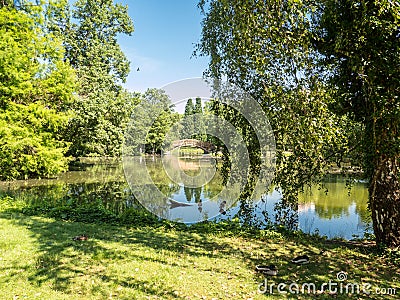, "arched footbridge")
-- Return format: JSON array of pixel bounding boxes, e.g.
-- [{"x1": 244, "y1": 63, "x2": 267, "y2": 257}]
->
[{"x1": 169, "y1": 139, "x2": 216, "y2": 153}]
